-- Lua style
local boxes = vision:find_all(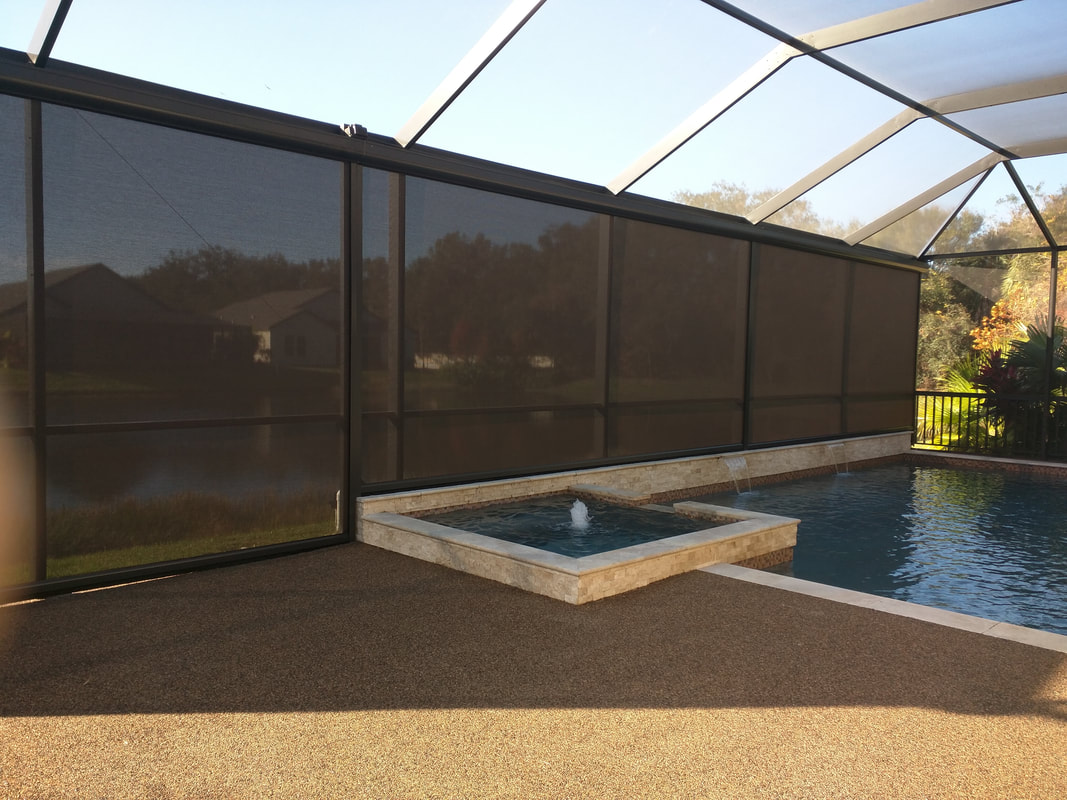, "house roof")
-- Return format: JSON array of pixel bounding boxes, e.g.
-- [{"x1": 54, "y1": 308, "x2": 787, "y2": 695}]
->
[
  {"x1": 214, "y1": 288, "x2": 338, "y2": 331},
  {"x1": 0, "y1": 264, "x2": 97, "y2": 316},
  {"x1": 0, "y1": 263, "x2": 223, "y2": 327}
]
